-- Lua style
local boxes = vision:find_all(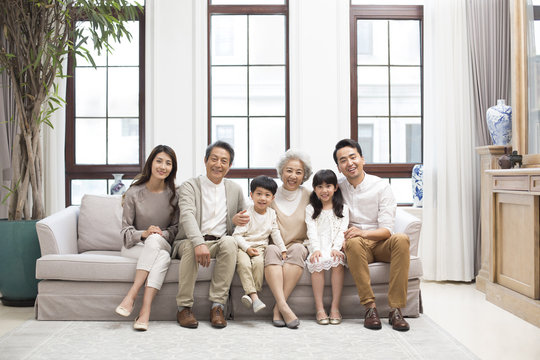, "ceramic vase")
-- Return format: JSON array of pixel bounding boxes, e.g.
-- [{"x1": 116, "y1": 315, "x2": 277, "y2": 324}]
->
[
  {"x1": 486, "y1": 99, "x2": 512, "y2": 145},
  {"x1": 110, "y1": 174, "x2": 126, "y2": 195},
  {"x1": 412, "y1": 164, "x2": 423, "y2": 207}
]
